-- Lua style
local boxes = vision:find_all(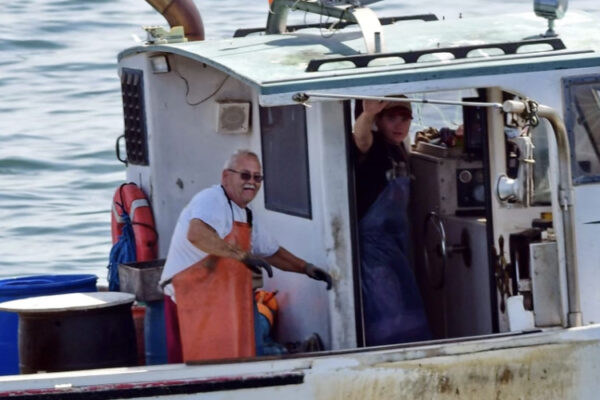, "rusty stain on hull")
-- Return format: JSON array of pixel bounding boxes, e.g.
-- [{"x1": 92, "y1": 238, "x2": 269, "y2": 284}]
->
[{"x1": 311, "y1": 342, "x2": 596, "y2": 399}]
